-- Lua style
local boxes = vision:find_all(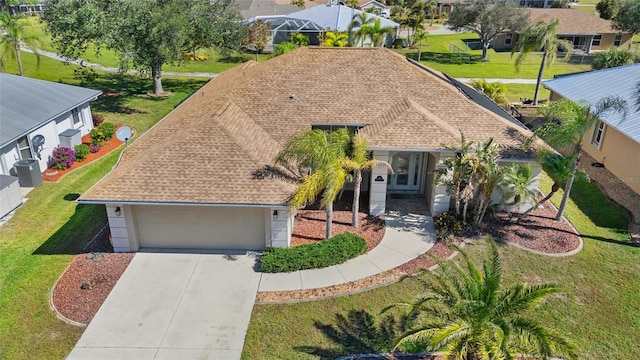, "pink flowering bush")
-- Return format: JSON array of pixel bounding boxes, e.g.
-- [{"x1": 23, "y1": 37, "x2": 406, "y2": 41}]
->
[{"x1": 52, "y1": 146, "x2": 75, "y2": 170}]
